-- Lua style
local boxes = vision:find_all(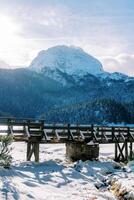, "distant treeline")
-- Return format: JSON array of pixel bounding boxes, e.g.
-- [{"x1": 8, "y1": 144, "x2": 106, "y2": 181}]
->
[{"x1": 43, "y1": 99, "x2": 134, "y2": 124}]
